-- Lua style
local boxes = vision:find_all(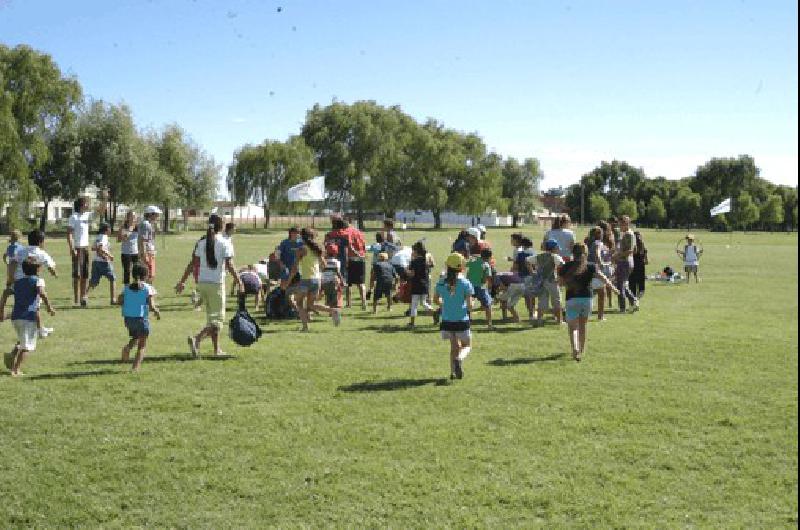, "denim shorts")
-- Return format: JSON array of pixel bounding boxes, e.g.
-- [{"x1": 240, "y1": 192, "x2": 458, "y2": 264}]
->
[
  {"x1": 473, "y1": 286, "x2": 492, "y2": 308},
  {"x1": 124, "y1": 317, "x2": 150, "y2": 338},
  {"x1": 565, "y1": 297, "x2": 593, "y2": 321},
  {"x1": 90, "y1": 260, "x2": 116, "y2": 286},
  {"x1": 295, "y1": 278, "x2": 321, "y2": 295}
]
